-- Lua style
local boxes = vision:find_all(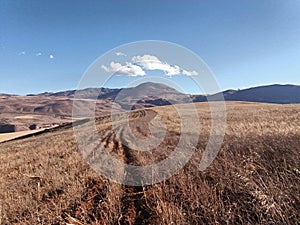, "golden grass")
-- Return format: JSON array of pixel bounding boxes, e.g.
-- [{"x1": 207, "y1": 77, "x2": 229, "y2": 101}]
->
[{"x1": 0, "y1": 102, "x2": 299, "y2": 224}]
